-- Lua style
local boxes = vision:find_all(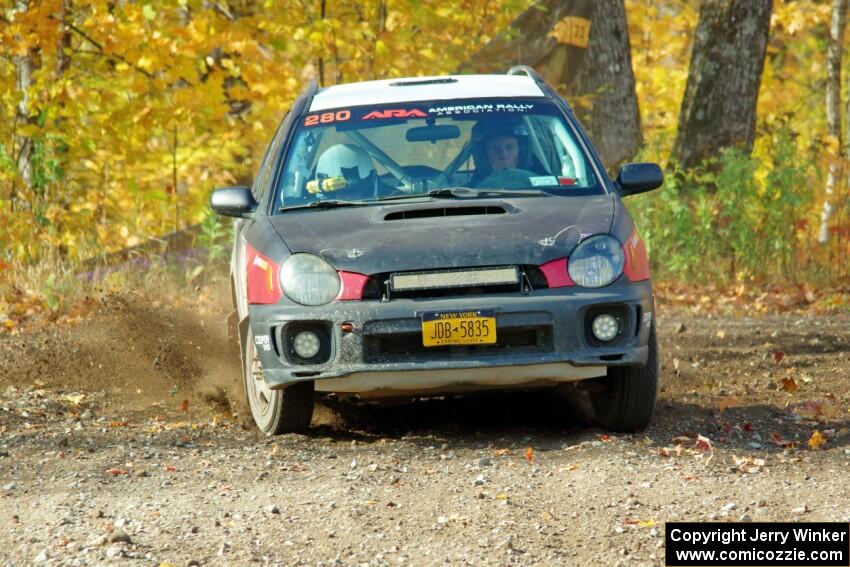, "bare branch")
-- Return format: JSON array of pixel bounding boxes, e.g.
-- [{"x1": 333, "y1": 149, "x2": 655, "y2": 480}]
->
[
  {"x1": 52, "y1": 15, "x2": 155, "y2": 79},
  {"x1": 212, "y1": 2, "x2": 235, "y2": 21}
]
